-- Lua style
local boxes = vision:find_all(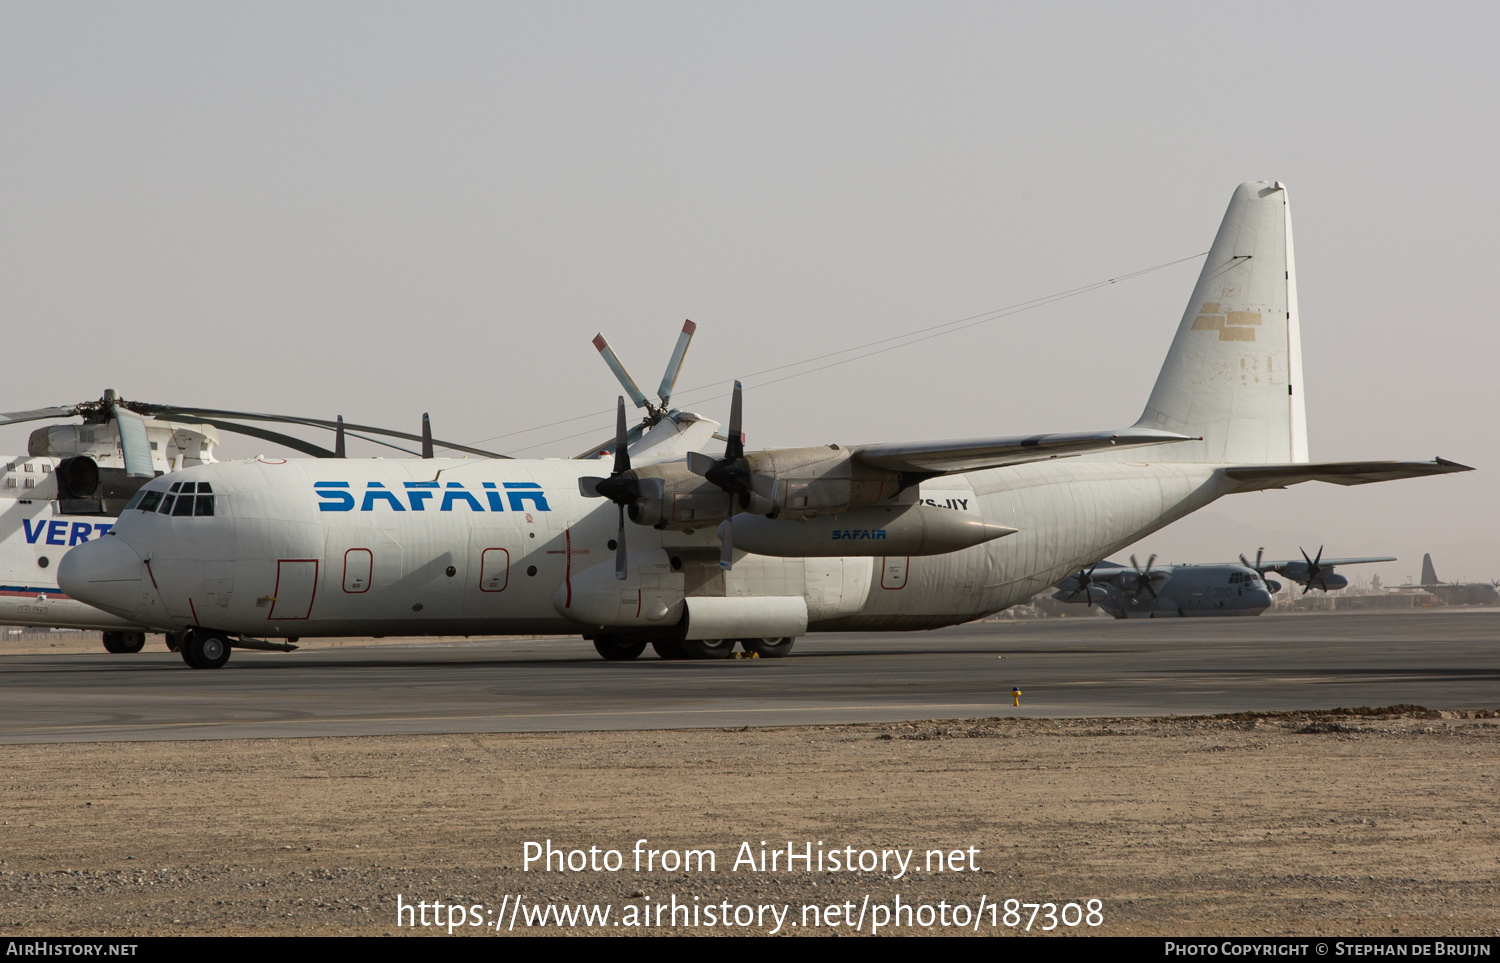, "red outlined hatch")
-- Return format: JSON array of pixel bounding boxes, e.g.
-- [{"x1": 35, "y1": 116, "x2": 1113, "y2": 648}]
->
[
  {"x1": 343, "y1": 549, "x2": 372, "y2": 593},
  {"x1": 269, "y1": 559, "x2": 319, "y2": 619},
  {"x1": 480, "y1": 548, "x2": 509, "y2": 592},
  {"x1": 880, "y1": 557, "x2": 909, "y2": 590}
]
